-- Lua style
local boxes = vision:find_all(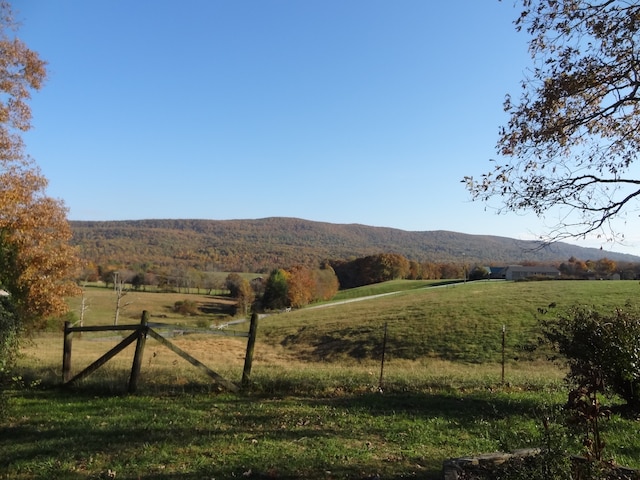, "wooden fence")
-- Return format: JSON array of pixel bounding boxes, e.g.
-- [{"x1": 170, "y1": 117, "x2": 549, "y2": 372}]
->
[{"x1": 62, "y1": 310, "x2": 258, "y2": 393}]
